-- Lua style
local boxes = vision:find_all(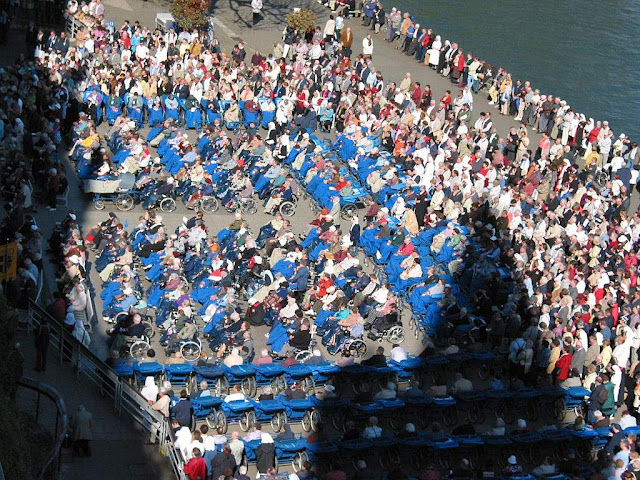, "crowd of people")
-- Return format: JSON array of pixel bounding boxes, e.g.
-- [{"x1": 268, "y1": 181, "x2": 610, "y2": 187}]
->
[
  {"x1": 20, "y1": 0, "x2": 640, "y2": 479},
  {"x1": 321, "y1": 0, "x2": 637, "y2": 175}
]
